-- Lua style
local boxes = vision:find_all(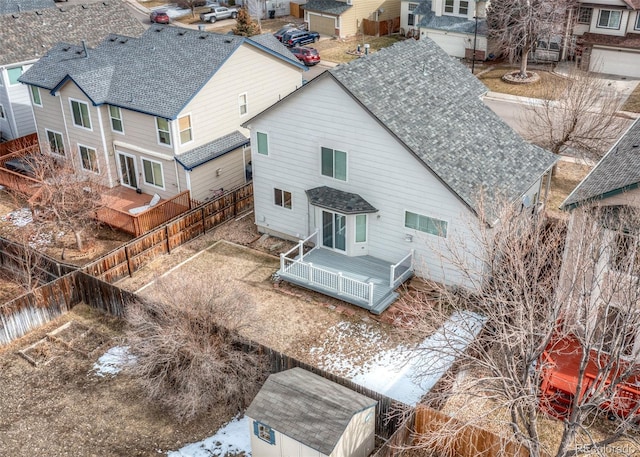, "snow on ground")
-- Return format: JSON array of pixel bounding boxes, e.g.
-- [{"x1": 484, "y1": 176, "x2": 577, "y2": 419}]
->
[
  {"x1": 168, "y1": 416, "x2": 251, "y2": 457},
  {"x1": 311, "y1": 311, "x2": 486, "y2": 405},
  {"x1": 92, "y1": 346, "x2": 136, "y2": 377},
  {"x1": 2, "y1": 207, "x2": 33, "y2": 227}
]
